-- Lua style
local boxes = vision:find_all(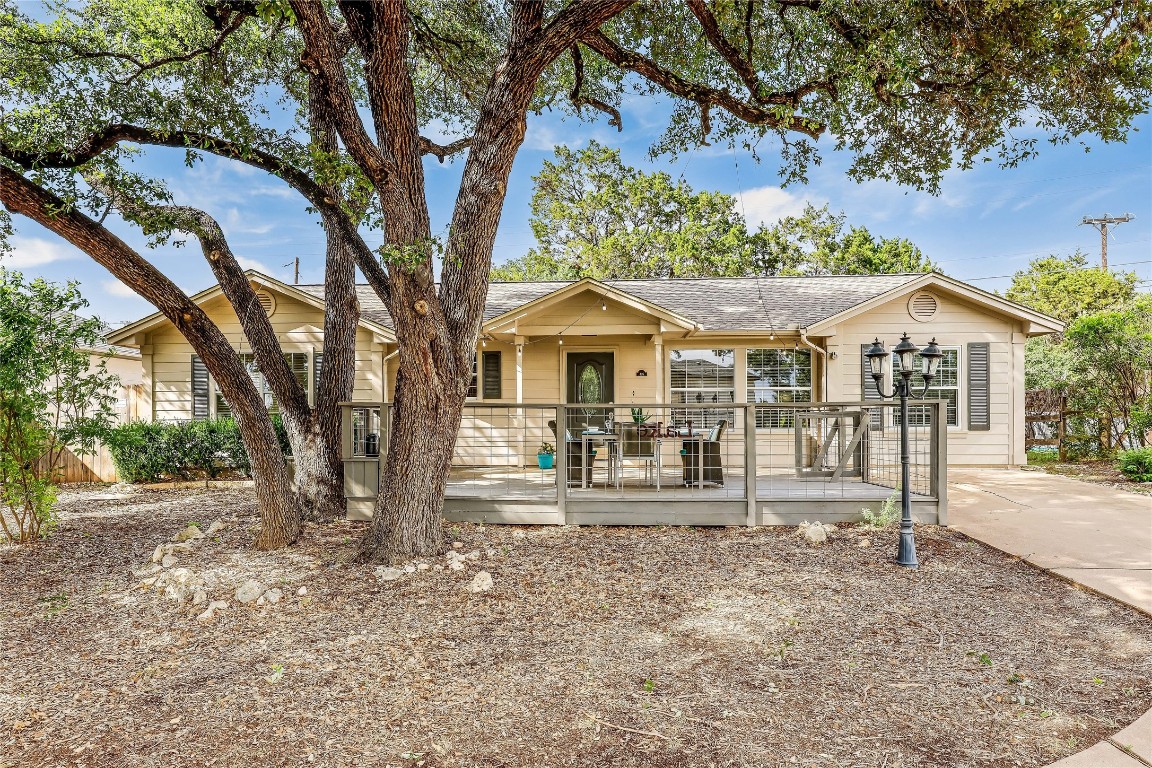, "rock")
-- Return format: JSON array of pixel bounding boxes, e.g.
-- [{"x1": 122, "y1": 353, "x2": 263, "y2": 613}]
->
[
  {"x1": 374, "y1": 566, "x2": 405, "y2": 582},
  {"x1": 192, "y1": 588, "x2": 208, "y2": 605},
  {"x1": 139, "y1": 576, "x2": 160, "y2": 589},
  {"x1": 235, "y1": 579, "x2": 268, "y2": 604},
  {"x1": 197, "y1": 600, "x2": 228, "y2": 622},
  {"x1": 512, "y1": 531, "x2": 527, "y2": 539},
  {"x1": 133, "y1": 563, "x2": 162, "y2": 578},
  {"x1": 798, "y1": 521, "x2": 835, "y2": 545},
  {"x1": 464, "y1": 571, "x2": 493, "y2": 593},
  {"x1": 447, "y1": 560, "x2": 465, "y2": 572},
  {"x1": 403, "y1": 564, "x2": 417, "y2": 574},
  {"x1": 416, "y1": 563, "x2": 430, "y2": 572},
  {"x1": 161, "y1": 554, "x2": 178, "y2": 568},
  {"x1": 200, "y1": 570, "x2": 219, "y2": 590},
  {"x1": 297, "y1": 586, "x2": 308, "y2": 596},
  {"x1": 263, "y1": 588, "x2": 283, "y2": 605},
  {"x1": 857, "y1": 537, "x2": 872, "y2": 548},
  {"x1": 451, "y1": 541, "x2": 464, "y2": 550},
  {"x1": 157, "y1": 567, "x2": 201, "y2": 602},
  {"x1": 205, "y1": 519, "x2": 226, "y2": 536},
  {"x1": 465, "y1": 550, "x2": 481, "y2": 561},
  {"x1": 151, "y1": 545, "x2": 166, "y2": 564},
  {"x1": 485, "y1": 548, "x2": 497, "y2": 557},
  {"x1": 173, "y1": 524, "x2": 205, "y2": 543}
]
